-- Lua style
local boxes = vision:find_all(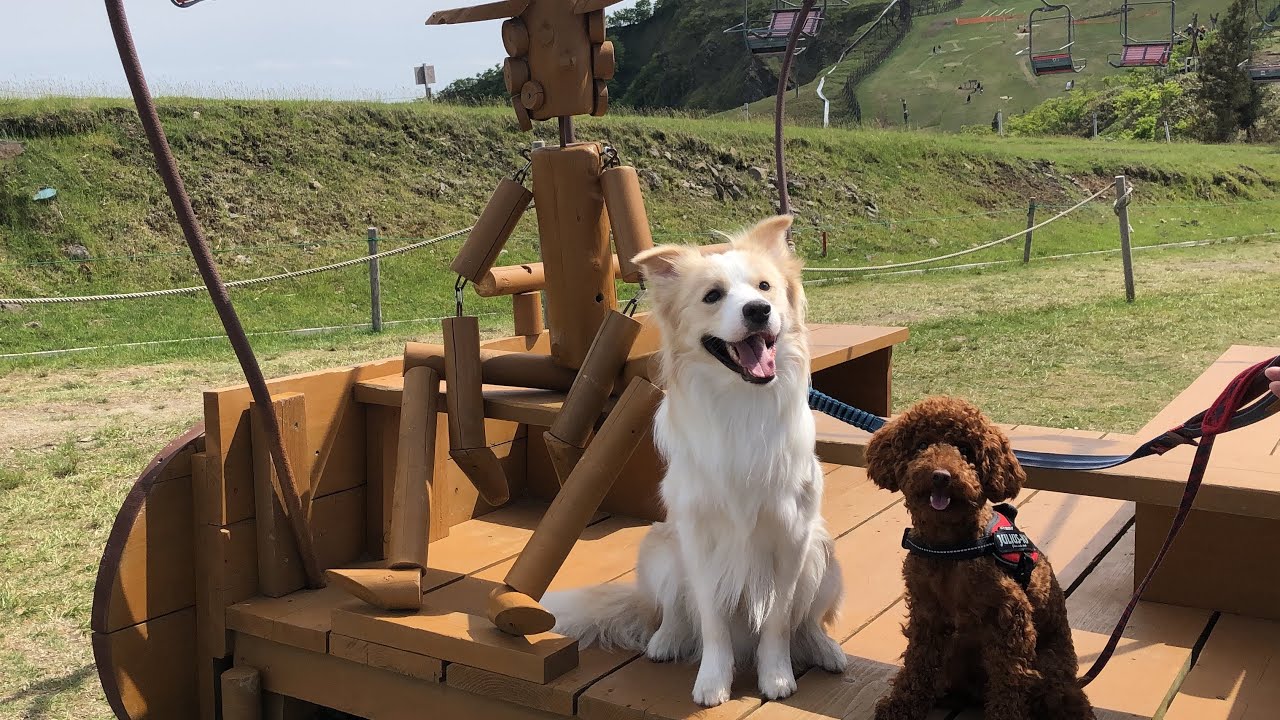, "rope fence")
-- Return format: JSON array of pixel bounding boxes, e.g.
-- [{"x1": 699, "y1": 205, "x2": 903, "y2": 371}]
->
[
  {"x1": 802, "y1": 184, "x2": 1112, "y2": 274},
  {"x1": 0, "y1": 226, "x2": 470, "y2": 305}
]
